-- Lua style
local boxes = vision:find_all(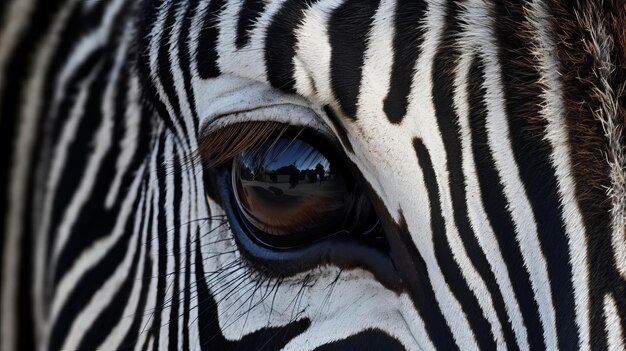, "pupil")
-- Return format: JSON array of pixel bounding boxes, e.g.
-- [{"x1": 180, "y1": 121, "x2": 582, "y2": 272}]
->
[{"x1": 232, "y1": 136, "x2": 350, "y2": 237}]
